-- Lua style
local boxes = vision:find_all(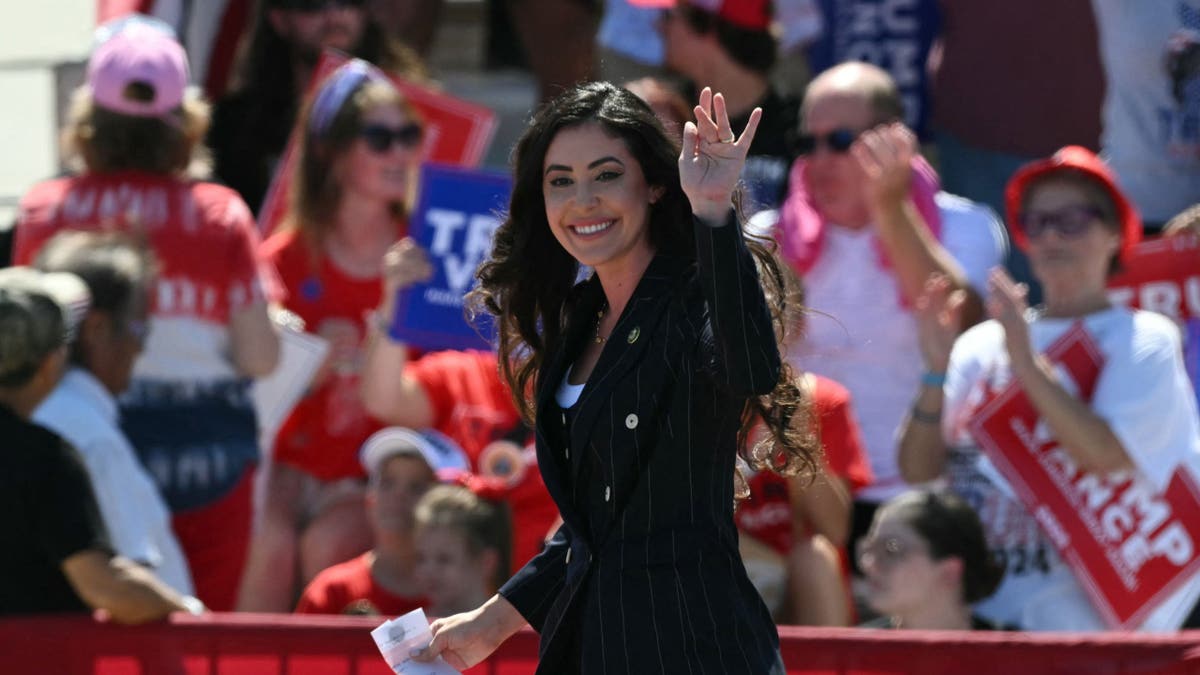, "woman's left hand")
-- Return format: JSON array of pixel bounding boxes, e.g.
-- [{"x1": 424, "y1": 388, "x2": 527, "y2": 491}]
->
[
  {"x1": 986, "y1": 267, "x2": 1035, "y2": 366},
  {"x1": 679, "y1": 87, "x2": 761, "y2": 224}
]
